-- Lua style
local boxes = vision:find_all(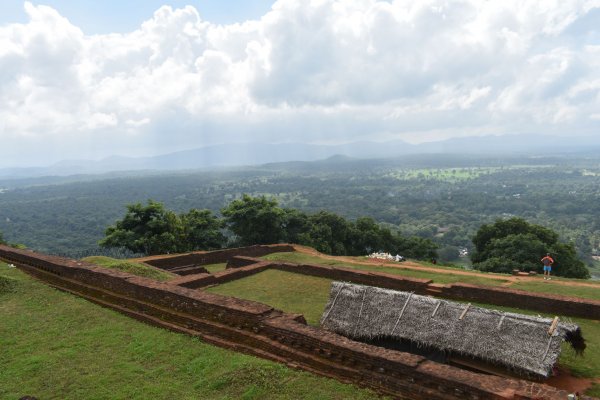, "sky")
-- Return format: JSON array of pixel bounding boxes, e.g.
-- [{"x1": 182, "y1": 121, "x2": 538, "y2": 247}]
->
[{"x1": 1, "y1": 0, "x2": 599, "y2": 167}]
